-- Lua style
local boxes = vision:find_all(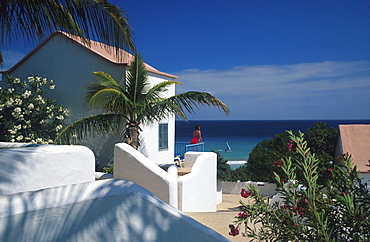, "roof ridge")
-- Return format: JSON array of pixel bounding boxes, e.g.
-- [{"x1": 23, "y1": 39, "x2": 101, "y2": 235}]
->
[{"x1": 1, "y1": 31, "x2": 177, "y2": 79}]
